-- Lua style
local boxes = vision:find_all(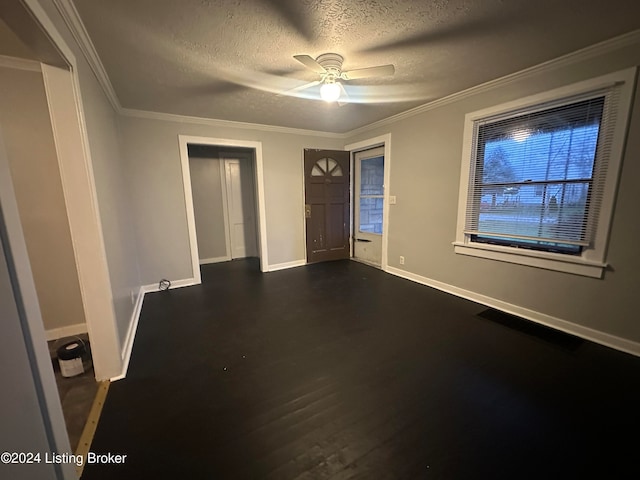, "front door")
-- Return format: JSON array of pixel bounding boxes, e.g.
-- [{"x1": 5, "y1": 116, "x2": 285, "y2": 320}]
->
[
  {"x1": 353, "y1": 147, "x2": 385, "y2": 266},
  {"x1": 304, "y1": 149, "x2": 350, "y2": 263}
]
